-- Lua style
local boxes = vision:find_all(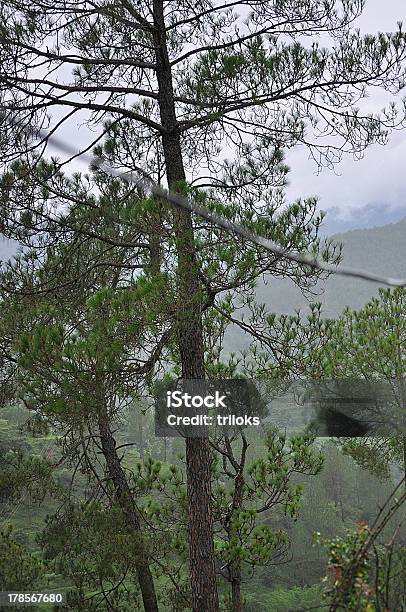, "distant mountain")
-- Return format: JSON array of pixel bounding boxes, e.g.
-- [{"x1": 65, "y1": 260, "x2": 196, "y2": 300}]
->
[
  {"x1": 225, "y1": 216, "x2": 406, "y2": 351},
  {"x1": 320, "y1": 205, "x2": 406, "y2": 235}
]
